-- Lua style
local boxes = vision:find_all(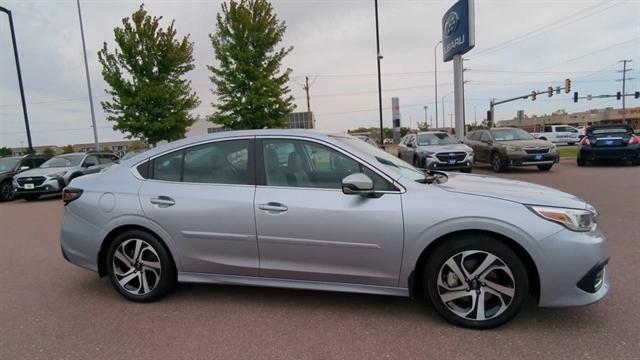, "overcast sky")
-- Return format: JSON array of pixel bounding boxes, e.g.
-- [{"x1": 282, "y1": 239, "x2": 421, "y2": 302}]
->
[{"x1": 1, "y1": 0, "x2": 638, "y2": 148}]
